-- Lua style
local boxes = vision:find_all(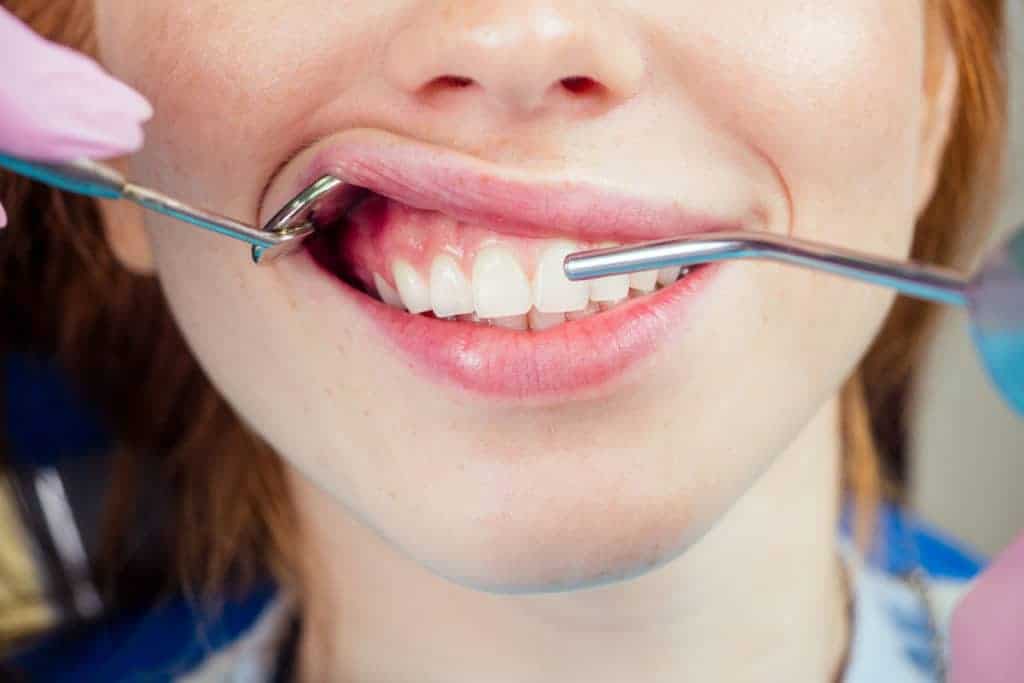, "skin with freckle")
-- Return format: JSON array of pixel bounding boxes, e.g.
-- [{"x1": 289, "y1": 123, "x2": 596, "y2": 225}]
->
[{"x1": 91, "y1": 0, "x2": 955, "y2": 624}]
